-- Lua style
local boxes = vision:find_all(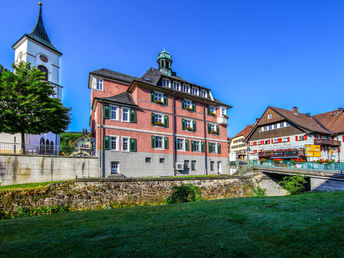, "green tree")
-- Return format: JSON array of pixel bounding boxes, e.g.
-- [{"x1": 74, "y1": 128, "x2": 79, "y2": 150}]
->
[{"x1": 0, "y1": 62, "x2": 70, "y2": 153}]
